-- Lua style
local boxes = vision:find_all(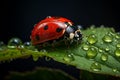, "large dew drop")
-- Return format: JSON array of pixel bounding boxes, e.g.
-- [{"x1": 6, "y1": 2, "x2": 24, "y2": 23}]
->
[
  {"x1": 63, "y1": 54, "x2": 75, "y2": 63},
  {"x1": 102, "y1": 34, "x2": 113, "y2": 43},
  {"x1": 116, "y1": 43, "x2": 120, "y2": 48},
  {"x1": 90, "y1": 62, "x2": 101, "y2": 71},
  {"x1": 82, "y1": 44, "x2": 89, "y2": 51},
  {"x1": 115, "y1": 48, "x2": 120, "y2": 57},
  {"x1": 101, "y1": 53, "x2": 108, "y2": 62},
  {"x1": 87, "y1": 34, "x2": 97, "y2": 44},
  {"x1": 86, "y1": 47, "x2": 98, "y2": 59},
  {"x1": 8, "y1": 38, "x2": 22, "y2": 48},
  {"x1": 115, "y1": 32, "x2": 120, "y2": 39}
]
